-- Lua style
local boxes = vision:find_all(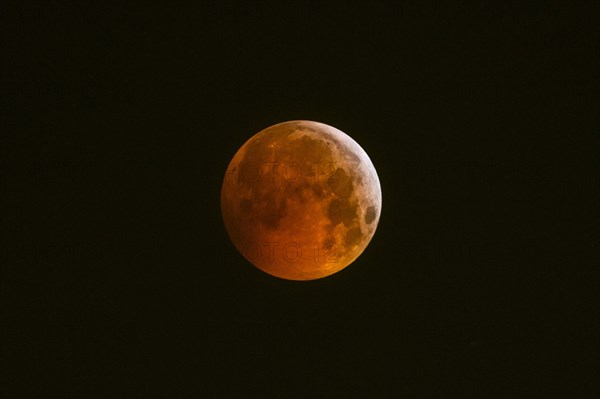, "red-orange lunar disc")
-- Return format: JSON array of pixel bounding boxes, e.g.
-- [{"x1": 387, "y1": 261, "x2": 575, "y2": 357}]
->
[{"x1": 221, "y1": 120, "x2": 382, "y2": 280}]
